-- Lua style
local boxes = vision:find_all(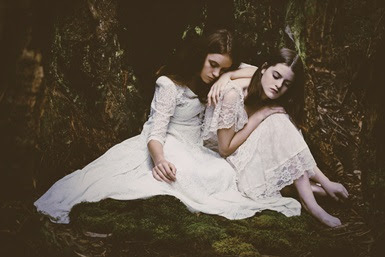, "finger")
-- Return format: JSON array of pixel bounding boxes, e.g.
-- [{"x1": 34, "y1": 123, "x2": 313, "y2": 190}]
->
[
  {"x1": 342, "y1": 186, "x2": 349, "y2": 197},
  {"x1": 207, "y1": 92, "x2": 212, "y2": 107},
  {"x1": 336, "y1": 185, "x2": 348, "y2": 199},
  {"x1": 157, "y1": 165, "x2": 173, "y2": 182},
  {"x1": 163, "y1": 163, "x2": 176, "y2": 181},
  {"x1": 208, "y1": 86, "x2": 215, "y2": 105},
  {"x1": 156, "y1": 168, "x2": 172, "y2": 184},
  {"x1": 153, "y1": 167, "x2": 165, "y2": 182},
  {"x1": 342, "y1": 190, "x2": 349, "y2": 199},
  {"x1": 214, "y1": 84, "x2": 220, "y2": 98},
  {"x1": 152, "y1": 169, "x2": 162, "y2": 182},
  {"x1": 169, "y1": 163, "x2": 177, "y2": 176},
  {"x1": 214, "y1": 87, "x2": 221, "y2": 106}
]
